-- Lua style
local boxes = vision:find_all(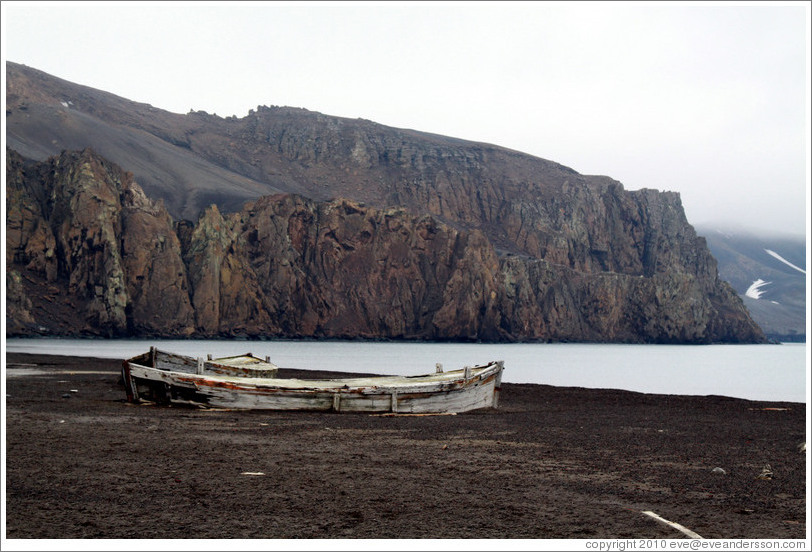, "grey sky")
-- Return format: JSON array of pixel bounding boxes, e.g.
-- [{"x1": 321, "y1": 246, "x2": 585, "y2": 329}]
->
[{"x1": 3, "y1": 1, "x2": 809, "y2": 237}]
